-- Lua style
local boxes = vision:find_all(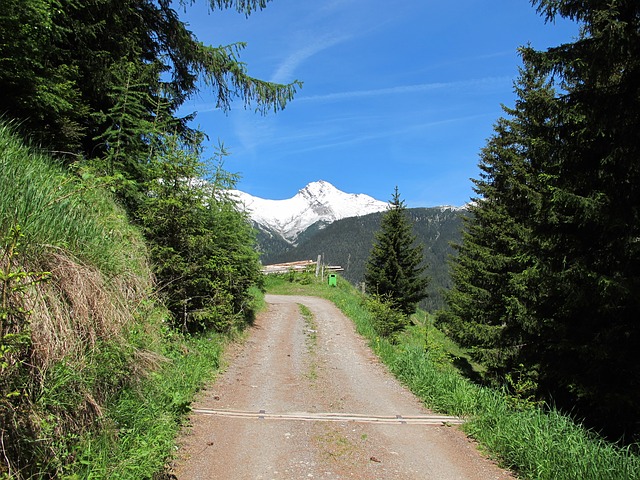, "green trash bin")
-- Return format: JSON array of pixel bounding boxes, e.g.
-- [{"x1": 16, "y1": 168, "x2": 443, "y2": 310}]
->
[{"x1": 328, "y1": 273, "x2": 337, "y2": 287}]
